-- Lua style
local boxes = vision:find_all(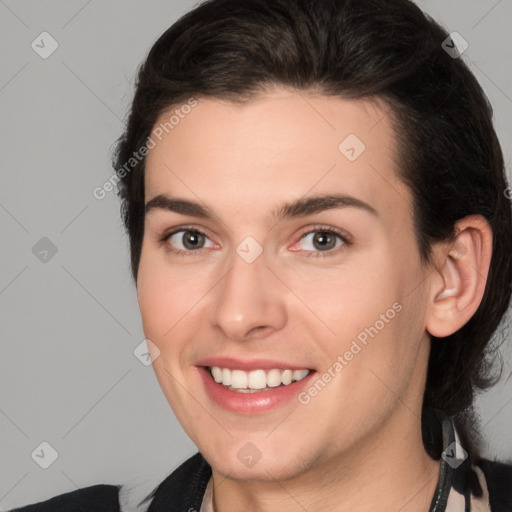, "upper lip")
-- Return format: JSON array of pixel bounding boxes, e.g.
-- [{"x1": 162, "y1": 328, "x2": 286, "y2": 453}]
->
[{"x1": 196, "y1": 357, "x2": 314, "y2": 372}]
